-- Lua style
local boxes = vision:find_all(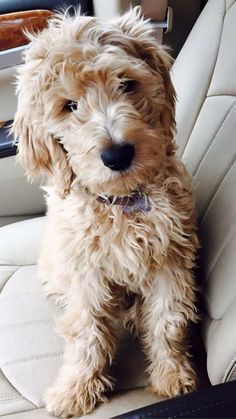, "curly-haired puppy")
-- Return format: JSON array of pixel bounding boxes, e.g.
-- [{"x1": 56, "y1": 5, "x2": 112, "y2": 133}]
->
[{"x1": 13, "y1": 8, "x2": 199, "y2": 418}]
